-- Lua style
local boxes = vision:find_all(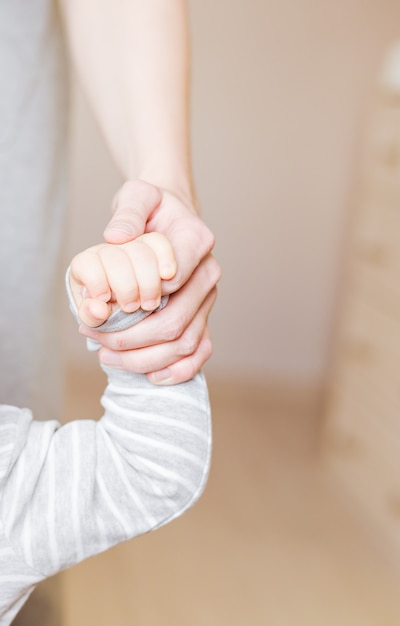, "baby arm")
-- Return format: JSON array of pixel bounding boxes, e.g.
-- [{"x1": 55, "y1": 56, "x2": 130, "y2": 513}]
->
[{"x1": 0, "y1": 234, "x2": 211, "y2": 582}]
